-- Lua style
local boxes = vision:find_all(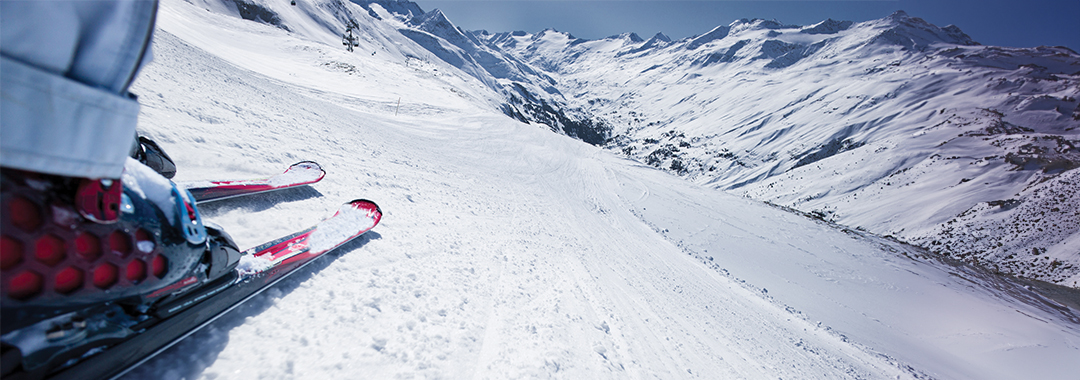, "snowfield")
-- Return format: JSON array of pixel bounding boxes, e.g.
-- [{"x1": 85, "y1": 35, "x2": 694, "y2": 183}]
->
[{"x1": 120, "y1": 0, "x2": 1079, "y2": 379}]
